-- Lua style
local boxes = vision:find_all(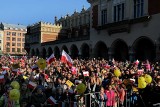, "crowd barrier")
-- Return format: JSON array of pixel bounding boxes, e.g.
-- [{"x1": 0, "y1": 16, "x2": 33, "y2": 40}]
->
[{"x1": 45, "y1": 90, "x2": 154, "y2": 107}]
